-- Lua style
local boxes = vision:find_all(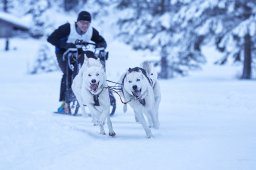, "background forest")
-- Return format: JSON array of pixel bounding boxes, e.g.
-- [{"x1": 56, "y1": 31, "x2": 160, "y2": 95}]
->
[{"x1": 1, "y1": 0, "x2": 255, "y2": 79}]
